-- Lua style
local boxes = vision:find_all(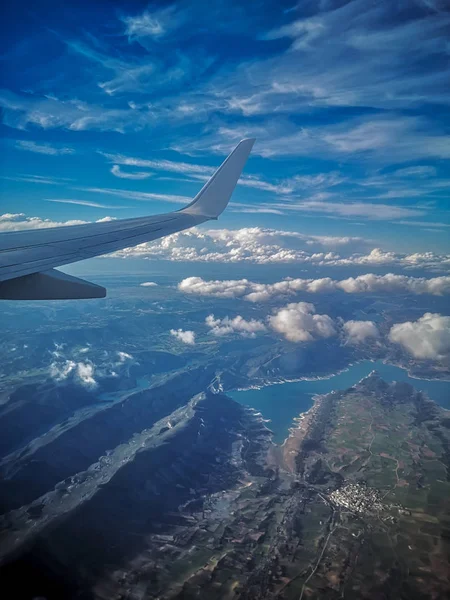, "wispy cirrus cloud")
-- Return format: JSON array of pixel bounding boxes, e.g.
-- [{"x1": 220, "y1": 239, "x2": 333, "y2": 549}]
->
[
  {"x1": 15, "y1": 140, "x2": 75, "y2": 155},
  {"x1": 74, "y1": 186, "x2": 190, "y2": 204},
  {"x1": 0, "y1": 89, "x2": 151, "y2": 133},
  {"x1": 269, "y1": 199, "x2": 426, "y2": 220},
  {"x1": 46, "y1": 199, "x2": 127, "y2": 209},
  {"x1": 99, "y1": 150, "x2": 213, "y2": 175},
  {"x1": 111, "y1": 165, "x2": 153, "y2": 180},
  {"x1": 234, "y1": 1, "x2": 450, "y2": 113},
  {"x1": 99, "y1": 149, "x2": 292, "y2": 194},
  {"x1": 194, "y1": 116, "x2": 450, "y2": 163},
  {"x1": 397, "y1": 220, "x2": 450, "y2": 229},
  {"x1": 122, "y1": 6, "x2": 181, "y2": 42},
  {"x1": 1, "y1": 0, "x2": 449, "y2": 258},
  {"x1": 393, "y1": 166, "x2": 437, "y2": 178},
  {"x1": 0, "y1": 174, "x2": 72, "y2": 185}
]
